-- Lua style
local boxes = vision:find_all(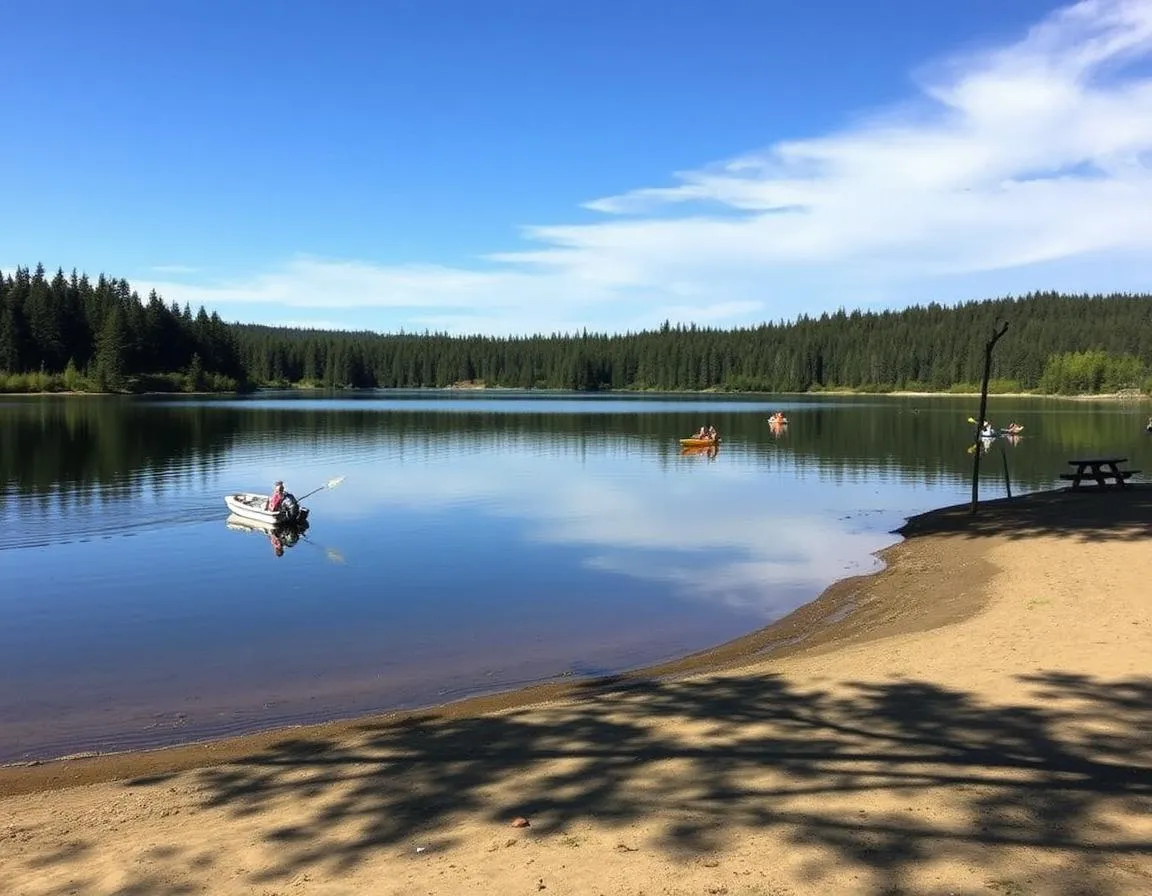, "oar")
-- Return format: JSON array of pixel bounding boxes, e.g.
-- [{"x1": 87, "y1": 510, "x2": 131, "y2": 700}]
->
[
  {"x1": 298, "y1": 535, "x2": 346, "y2": 565},
  {"x1": 296, "y1": 476, "x2": 346, "y2": 502}
]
